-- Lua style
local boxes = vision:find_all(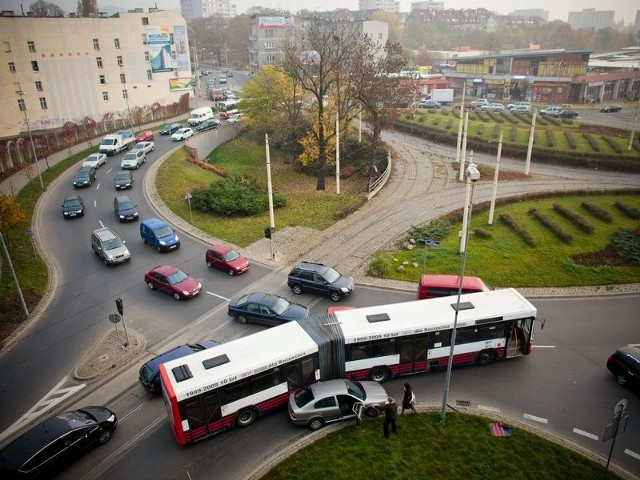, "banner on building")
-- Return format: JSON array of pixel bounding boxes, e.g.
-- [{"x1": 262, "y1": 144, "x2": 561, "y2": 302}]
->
[
  {"x1": 258, "y1": 16, "x2": 295, "y2": 28},
  {"x1": 148, "y1": 26, "x2": 173, "y2": 73},
  {"x1": 169, "y1": 77, "x2": 194, "y2": 91},
  {"x1": 173, "y1": 25, "x2": 189, "y2": 73}
]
